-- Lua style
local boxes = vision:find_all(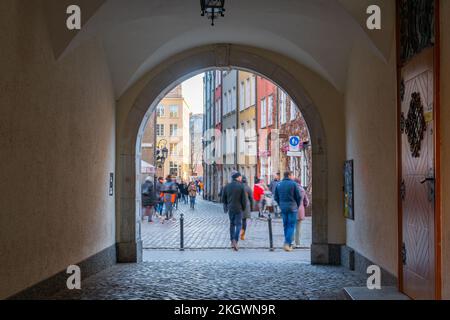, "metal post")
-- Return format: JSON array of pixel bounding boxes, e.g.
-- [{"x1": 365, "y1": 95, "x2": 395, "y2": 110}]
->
[
  {"x1": 268, "y1": 212, "x2": 274, "y2": 251},
  {"x1": 180, "y1": 212, "x2": 184, "y2": 251}
]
